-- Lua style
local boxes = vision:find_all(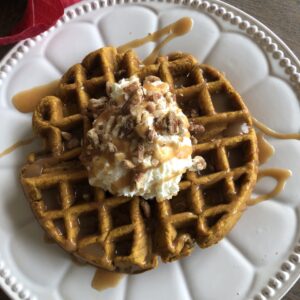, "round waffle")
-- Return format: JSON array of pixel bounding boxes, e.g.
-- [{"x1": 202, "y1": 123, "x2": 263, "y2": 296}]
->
[{"x1": 21, "y1": 47, "x2": 258, "y2": 273}]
